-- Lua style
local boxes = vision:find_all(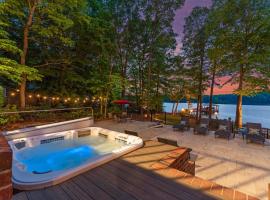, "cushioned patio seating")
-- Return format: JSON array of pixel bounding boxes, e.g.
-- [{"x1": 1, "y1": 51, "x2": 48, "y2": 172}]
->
[
  {"x1": 173, "y1": 118, "x2": 190, "y2": 131},
  {"x1": 194, "y1": 118, "x2": 209, "y2": 135},
  {"x1": 246, "y1": 123, "x2": 265, "y2": 145},
  {"x1": 214, "y1": 120, "x2": 233, "y2": 140}
]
